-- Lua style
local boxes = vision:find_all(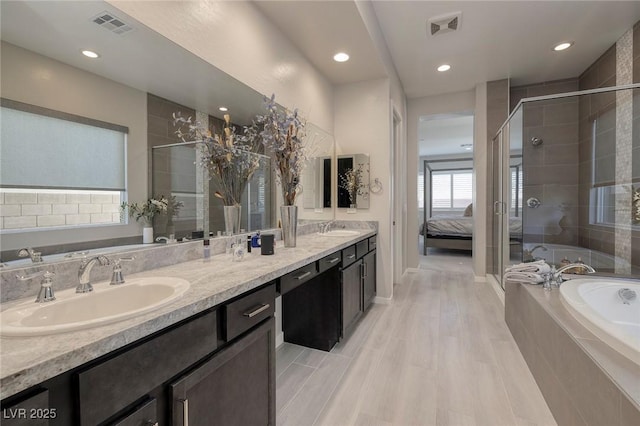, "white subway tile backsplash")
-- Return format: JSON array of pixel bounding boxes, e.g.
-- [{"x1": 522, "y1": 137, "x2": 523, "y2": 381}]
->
[
  {"x1": 22, "y1": 204, "x2": 52, "y2": 216},
  {"x1": 4, "y1": 216, "x2": 37, "y2": 229},
  {"x1": 112, "y1": 213, "x2": 122, "y2": 223},
  {"x1": 0, "y1": 193, "x2": 4, "y2": 205},
  {"x1": 66, "y1": 214, "x2": 91, "y2": 225},
  {"x1": 0, "y1": 205, "x2": 21, "y2": 217},
  {"x1": 112, "y1": 194, "x2": 122, "y2": 204},
  {"x1": 79, "y1": 204, "x2": 101, "y2": 214},
  {"x1": 52, "y1": 204, "x2": 79, "y2": 215},
  {"x1": 91, "y1": 194, "x2": 114, "y2": 204},
  {"x1": 37, "y1": 215, "x2": 66, "y2": 227},
  {"x1": 91, "y1": 213, "x2": 115, "y2": 224},
  {"x1": 66, "y1": 194, "x2": 91, "y2": 204},
  {"x1": 37, "y1": 193, "x2": 65, "y2": 204},
  {"x1": 102, "y1": 203, "x2": 120, "y2": 213},
  {"x1": 5, "y1": 193, "x2": 37, "y2": 205}
]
